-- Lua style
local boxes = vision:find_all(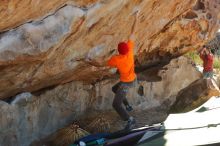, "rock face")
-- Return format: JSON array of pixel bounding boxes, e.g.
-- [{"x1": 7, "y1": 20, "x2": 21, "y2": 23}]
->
[
  {"x1": 0, "y1": 0, "x2": 219, "y2": 99},
  {"x1": 0, "y1": 0, "x2": 220, "y2": 145},
  {"x1": 0, "y1": 56, "x2": 201, "y2": 146},
  {"x1": 170, "y1": 78, "x2": 220, "y2": 113}
]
